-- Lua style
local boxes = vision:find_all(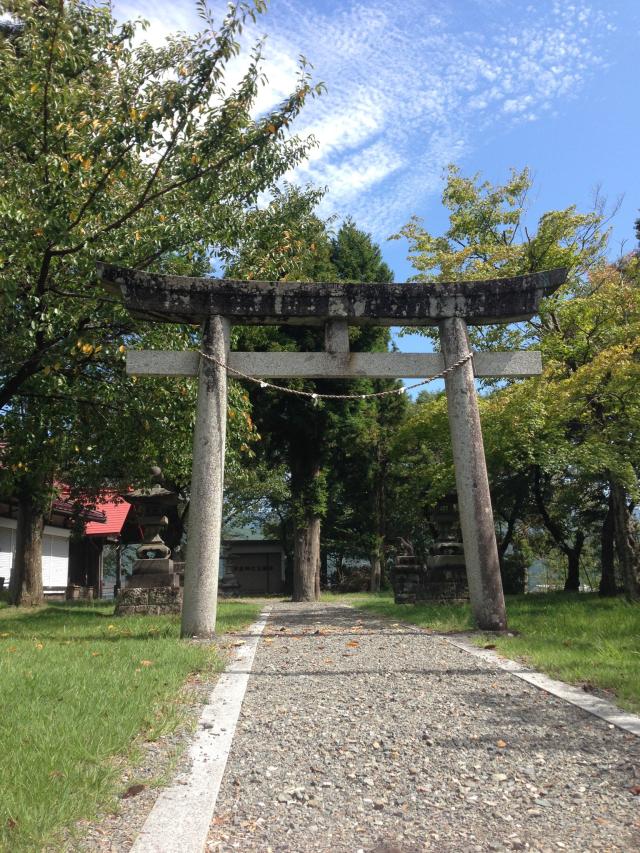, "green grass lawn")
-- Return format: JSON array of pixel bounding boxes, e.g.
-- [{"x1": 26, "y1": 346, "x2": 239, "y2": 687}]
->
[
  {"x1": 0, "y1": 599, "x2": 261, "y2": 853},
  {"x1": 335, "y1": 590, "x2": 640, "y2": 714}
]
